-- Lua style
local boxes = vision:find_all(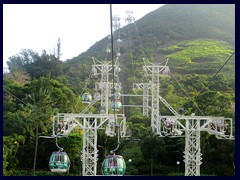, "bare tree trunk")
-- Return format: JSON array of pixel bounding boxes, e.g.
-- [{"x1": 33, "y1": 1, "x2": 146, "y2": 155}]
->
[{"x1": 33, "y1": 124, "x2": 39, "y2": 176}]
